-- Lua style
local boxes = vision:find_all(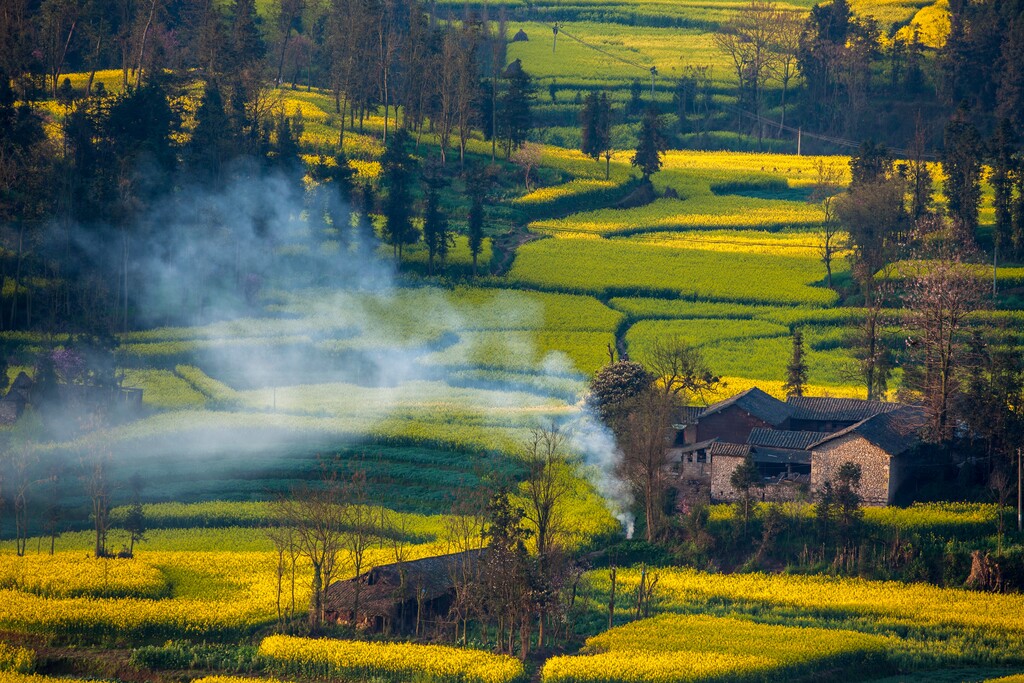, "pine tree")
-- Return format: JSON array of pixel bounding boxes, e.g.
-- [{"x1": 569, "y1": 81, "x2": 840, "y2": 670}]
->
[
  {"x1": 783, "y1": 328, "x2": 808, "y2": 397},
  {"x1": 190, "y1": 81, "x2": 233, "y2": 181},
  {"x1": 631, "y1": 106, "x2": 666, "y2": 181},
  {"x1": 380, "y1": 129, "x2": 419, "y2": 259},
  {"x1": 467, "y1": 177, "x2": 485, "y2": 277},
  {"x1": 230, "y1": 0, "x2": 266, "y2": 71},
  {"x1": 991, "y1": 119, "x2": 1017, "y2": 262},
  {"x1": 943, "y1": 107, "x2": 983, "y2": 244},
  {"x1": 422, "y1": 178, "x2": 451, "y2": 276},
  {"x1": 580, "y1": 92, "x2": 600, "y2": 159}
]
